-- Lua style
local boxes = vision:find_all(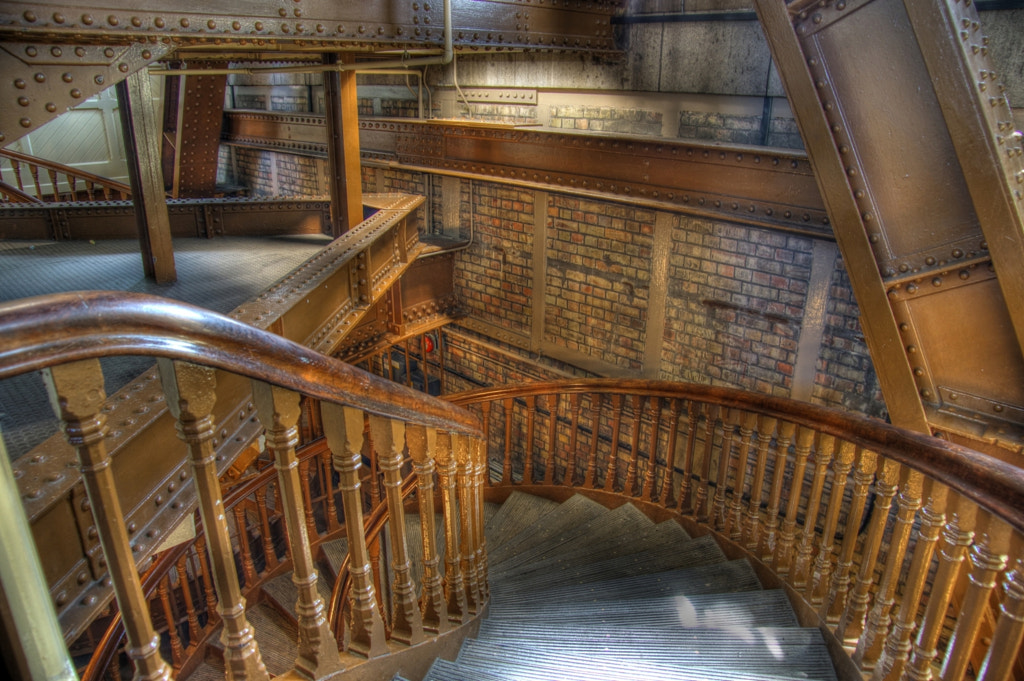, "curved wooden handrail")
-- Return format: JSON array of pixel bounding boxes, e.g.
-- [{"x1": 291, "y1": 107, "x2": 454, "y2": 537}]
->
[
  {"x1": 0, "y1": 148, "x2": 133, "y2": 201},
  {"x1": 449, "y1": 379, "x2": 1024, "y2": 536},
  {"x1": 0, "y1": 291, "x2": 481, "y2": 436}
]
